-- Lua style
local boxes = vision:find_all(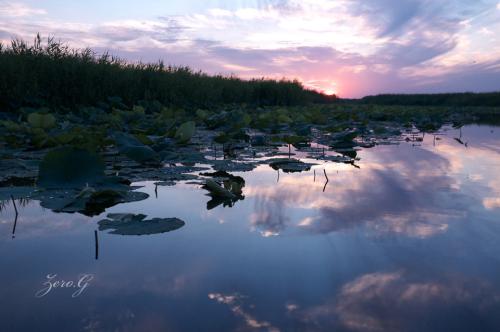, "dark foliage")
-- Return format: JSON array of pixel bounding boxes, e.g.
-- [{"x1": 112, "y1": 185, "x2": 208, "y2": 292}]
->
[
  {"x1": 0, "y1": 35, "x2": 334, "y2": 111},
  {"x1": 360, "y1": 93, "x2": 500, "y2": 107}
]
